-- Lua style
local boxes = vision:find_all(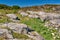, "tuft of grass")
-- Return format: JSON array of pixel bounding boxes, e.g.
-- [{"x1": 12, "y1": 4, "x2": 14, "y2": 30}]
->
[
  {"x1": 0, "y1": 16, "x2": 7, "y2": 23},
  {"x1": 12, "y1": 32, "x2": 29, "y2": 39},
  {"x1": 0, "y1": 37, "x2": 5, "y2": 40}
]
